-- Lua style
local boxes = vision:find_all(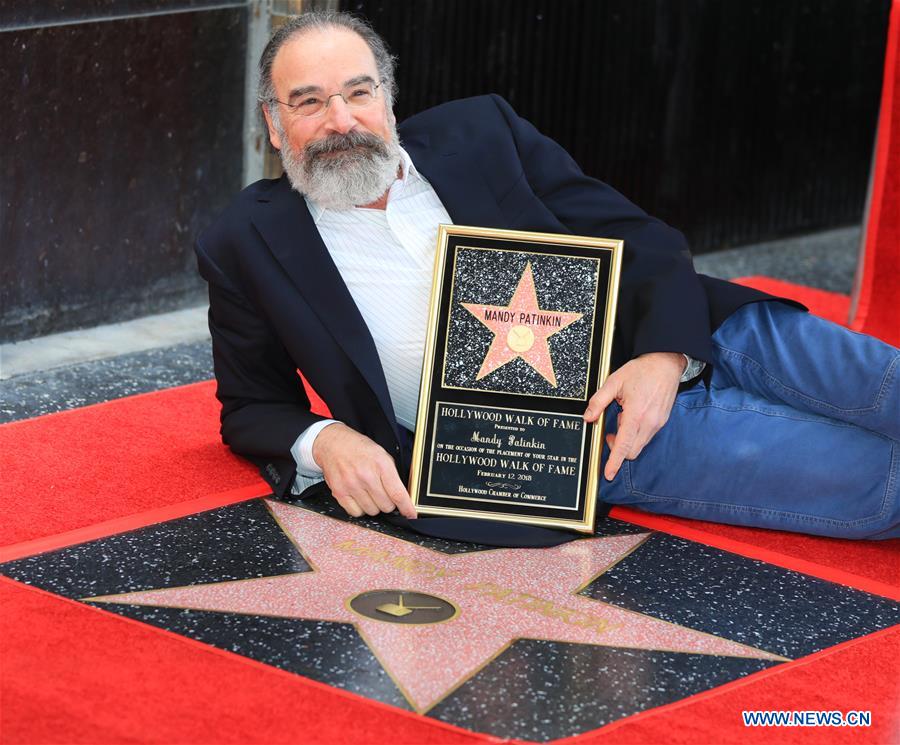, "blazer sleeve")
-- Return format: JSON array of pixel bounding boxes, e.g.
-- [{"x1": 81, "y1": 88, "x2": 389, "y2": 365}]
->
[
  {"x1": 195, "y1": 237, "x2": 328, "y2": 497},
  {"x1": 488, "y1": 94, "x2": 713, "y2": 364}
]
